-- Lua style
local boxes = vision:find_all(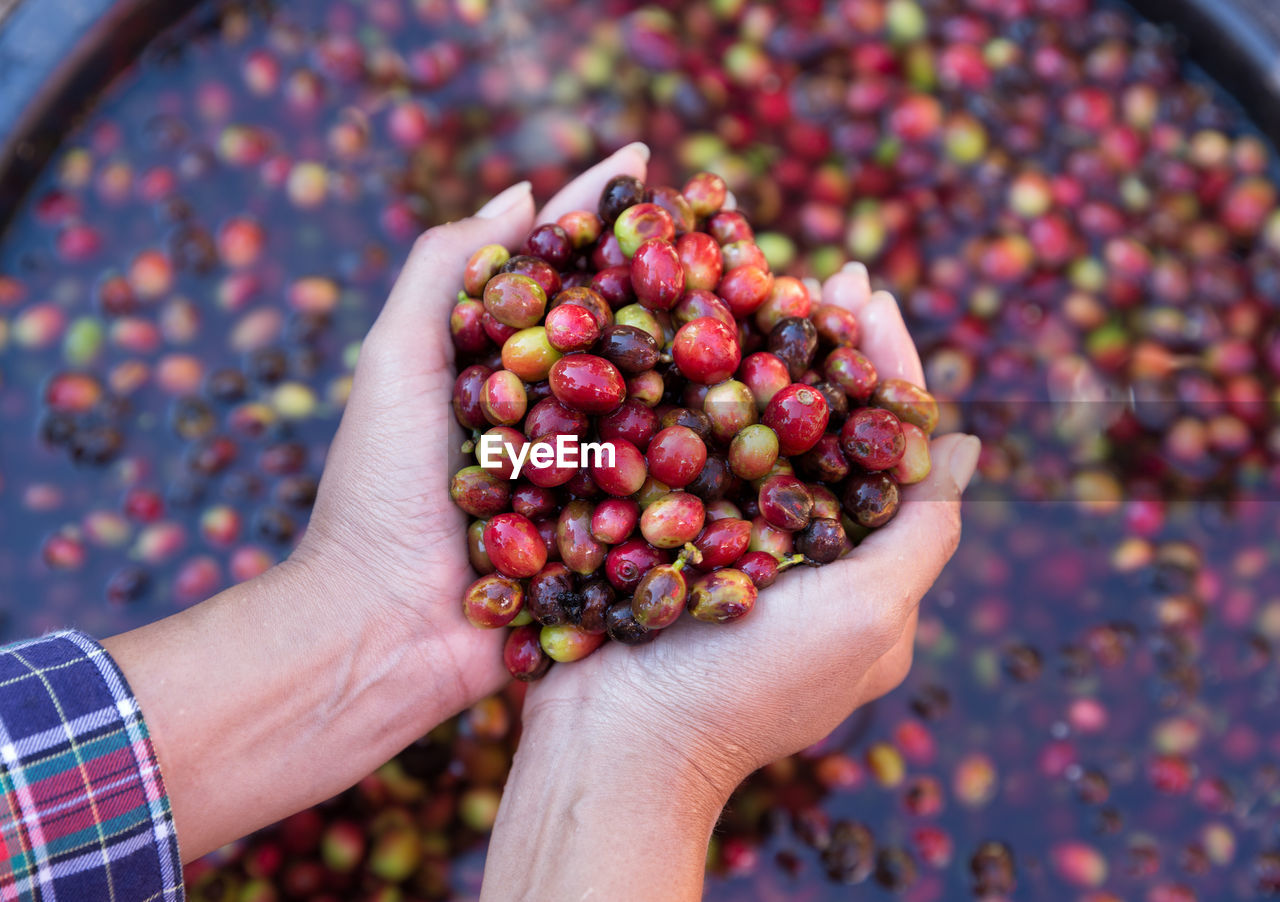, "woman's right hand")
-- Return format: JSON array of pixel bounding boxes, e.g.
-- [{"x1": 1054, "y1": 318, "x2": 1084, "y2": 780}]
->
[{"x1": 482, "y1": 263, "x2": 979, "y2": 902}]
